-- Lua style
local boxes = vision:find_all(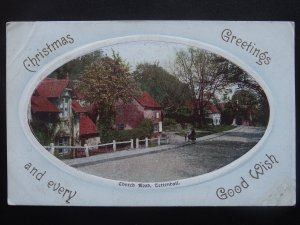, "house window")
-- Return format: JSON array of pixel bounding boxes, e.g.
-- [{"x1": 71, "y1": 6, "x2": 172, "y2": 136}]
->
[
  {"x1": 117, "y1": 124, "x2": 125, "y2": 130},
  {"x1": 58, "y1": 137, "x2": 69, "y2": 146},
  {"x1": 156, "y1": 112, "x2": 160, "y2": 119},
  {"x1": 59, "y1": 97, "x2": 69, "y2": 118},
  {"x1": 58, "y1": 137, "x2": 69, "y2": 153},
  {"x1": 153, "y1": 123, "x2": 159, "y2": 132}
]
